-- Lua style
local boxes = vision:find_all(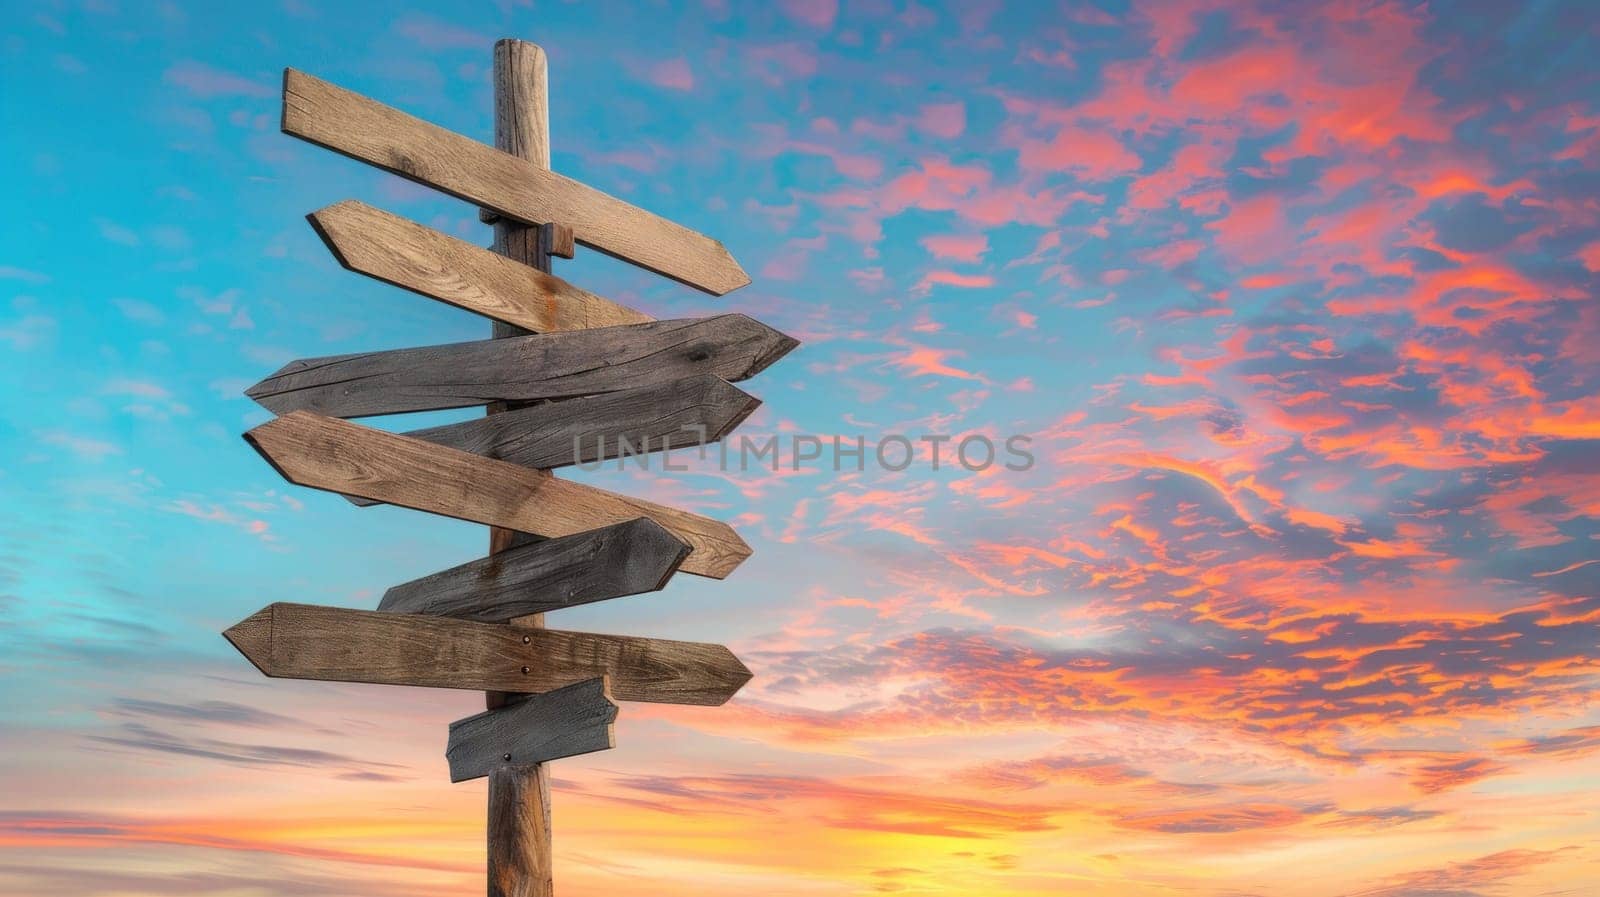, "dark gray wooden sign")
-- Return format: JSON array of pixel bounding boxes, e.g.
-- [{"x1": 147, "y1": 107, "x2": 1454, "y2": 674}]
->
[
  {"x1": 246, "y1": 314, "x2": 797, "y2": 418},
  {"x1": 379, "y1": 518, "x2": 690, "y2": 622},
  {"x1": 446, "y1": 678, "x2": 617, "y2": 781},
  {"x1": 346, "y1": 376, "x2": 759, "y2": 509}
]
